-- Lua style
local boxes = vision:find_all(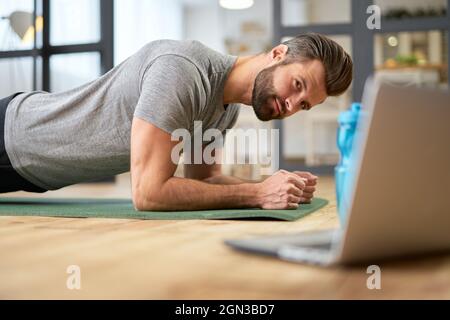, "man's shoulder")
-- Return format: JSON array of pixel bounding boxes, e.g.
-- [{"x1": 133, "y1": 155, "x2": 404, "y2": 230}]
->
[
  {"x1": 139, "y1": 39, "x2": 231, "y2": 75},
  {"x1": 139, "y1": 39, "x2": 211, "y2": 60}
]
